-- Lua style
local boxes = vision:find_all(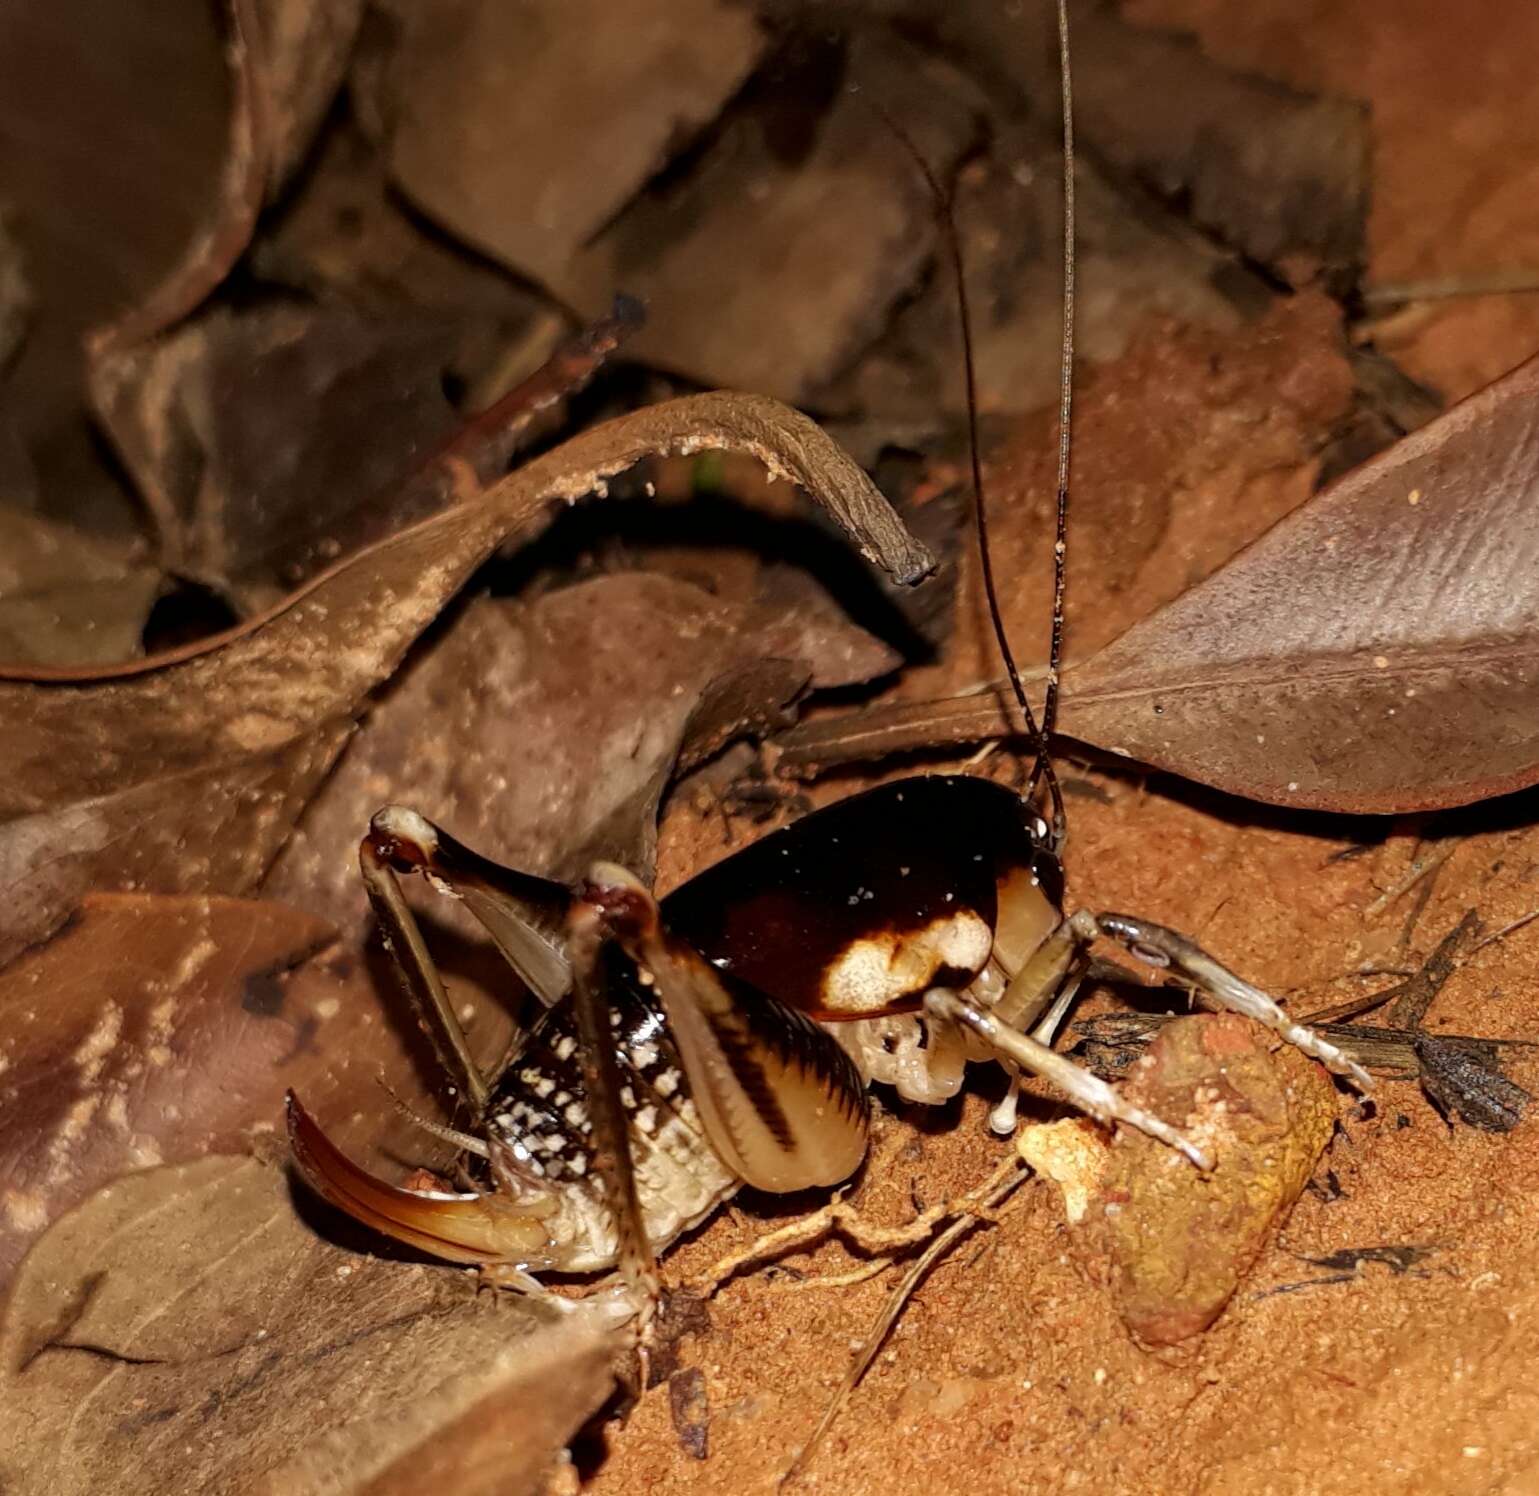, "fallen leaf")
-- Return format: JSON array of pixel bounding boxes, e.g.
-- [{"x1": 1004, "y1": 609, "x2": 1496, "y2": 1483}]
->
[
  {"x1": 0, "y1": 1156, "x2": 621, "y2": 1495},
  {"x1": 0, "y1": 206, "x2": 28, "y2": 374},
  {"x1": 0, "y1": 393, "x2": 927, "y2": 962},
  {"x1": 0, "y1": 892, "x2": 458, "y2": 1286},
  {"x1": 386, "y1": 10, "x2": 978, "y2": 401},
  {"x1": 256, "y1": 0, "x2": 366, "y2": 191},
  {"x1": 91, "y1": 300, "x2": 466, "y2": 608},
  {"x1": 905, "y1": 0, "x2": 1368, "y2": 285},
  {"x1": 264, "y1": 572, "x2": 896, "y2": 936},
  {"x1": 0, "y1": 506, "x2": 161, "y2": 667},
  {"x1": 253, "y1": 113, "x2": 565, "y2": 410},
  {"x1": 384, "y1": 0, "x2": 765, "y2": 297},
  {"x1": 778, "y1": 324, "x2": 1539, "y2": 814},
  {"x1": 1056, "y1": 348, "x2": 1539, "y2": 811},
  {"x1": 830, "y1": 117, "x2": 1258, "y2": 423}
]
